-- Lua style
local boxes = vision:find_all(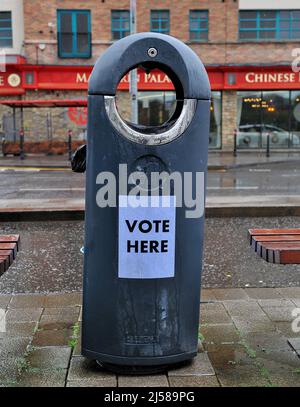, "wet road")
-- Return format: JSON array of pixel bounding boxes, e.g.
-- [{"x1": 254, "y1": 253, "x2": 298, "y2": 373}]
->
[
  {"x1": 0, "y1": 217, "x2": 299, "y2": 294},
  {"x1": 0, "y1": 161, "x2": 300, "y2": 207}
]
